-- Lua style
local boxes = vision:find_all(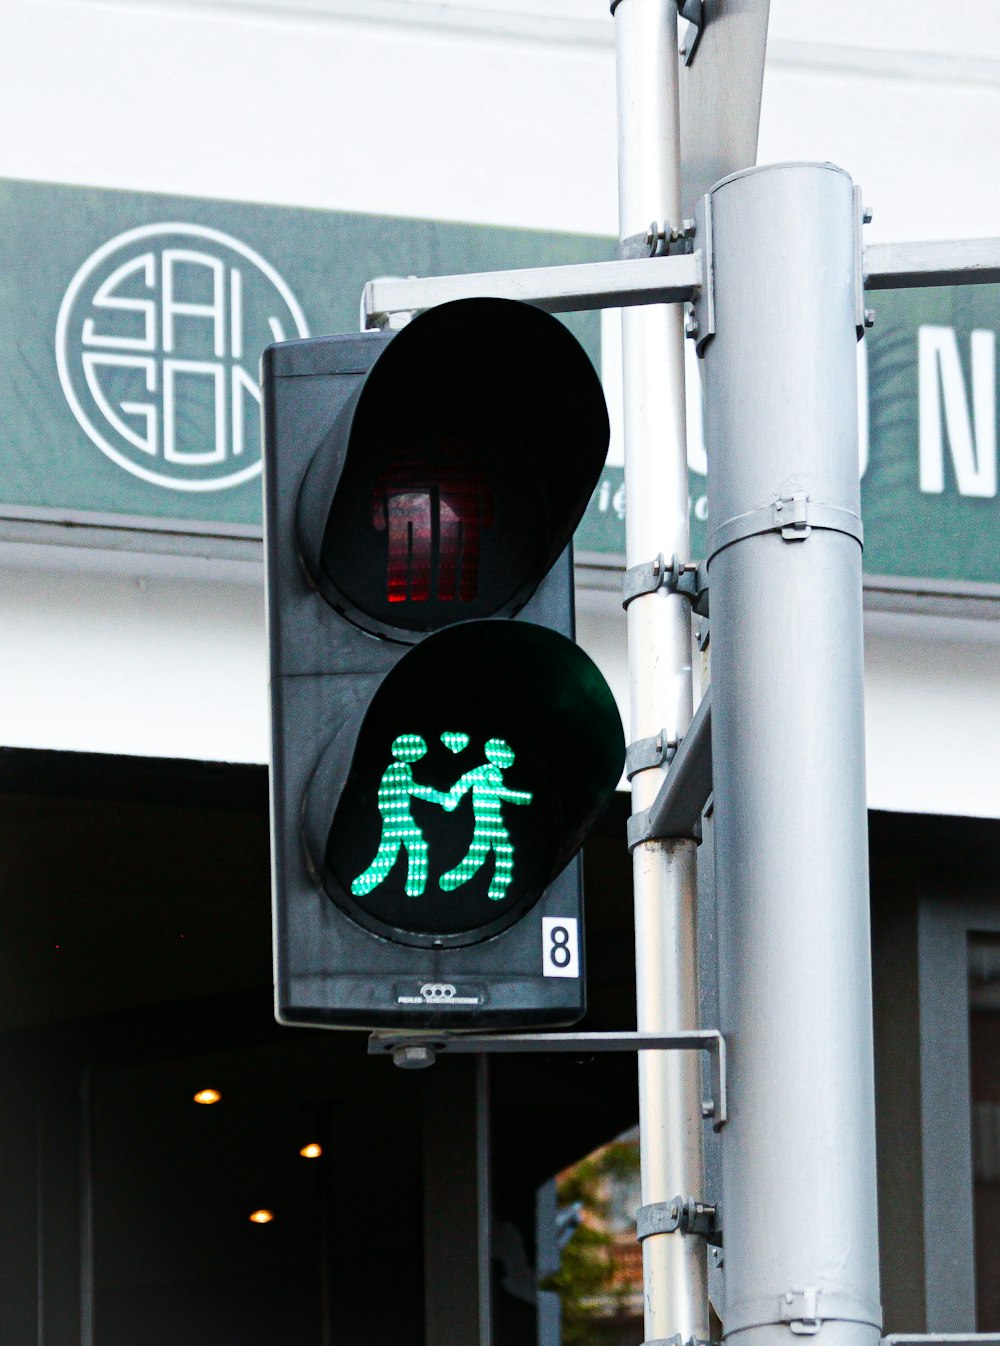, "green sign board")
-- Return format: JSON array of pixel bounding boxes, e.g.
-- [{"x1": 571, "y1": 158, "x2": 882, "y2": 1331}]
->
[
  {"x1": 0, "y1": 179, "x2": 605, "y2": 530},
  {"x1": 577, "y1": 285, "x2": 1000, "y2": 589},
  {"x1": 0, "y1": 179, "x2": 997, "y2": 589}
]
